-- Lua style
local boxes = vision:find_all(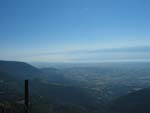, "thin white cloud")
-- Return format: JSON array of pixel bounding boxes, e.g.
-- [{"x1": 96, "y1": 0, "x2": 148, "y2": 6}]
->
[{"x1": 1, "y1": 46, "x2": 150, "y2": 62}]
